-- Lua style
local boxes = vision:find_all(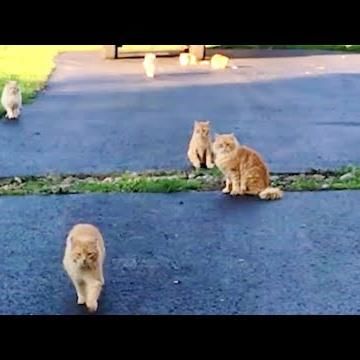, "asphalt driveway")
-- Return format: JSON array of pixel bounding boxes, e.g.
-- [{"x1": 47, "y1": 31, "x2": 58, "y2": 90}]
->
[
  {"x1": 1, "y1": 50, "x2": 360, "y2": 176},
  {"x1": 1, "y1": 191, "x2": 360, "y2": 315}
]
